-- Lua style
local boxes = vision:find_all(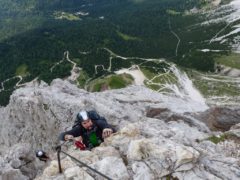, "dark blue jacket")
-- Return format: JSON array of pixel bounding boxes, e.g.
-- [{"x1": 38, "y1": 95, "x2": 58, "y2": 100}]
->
[{"x1": 59, "y1": 111, "x2": 114, "y2": 148}]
